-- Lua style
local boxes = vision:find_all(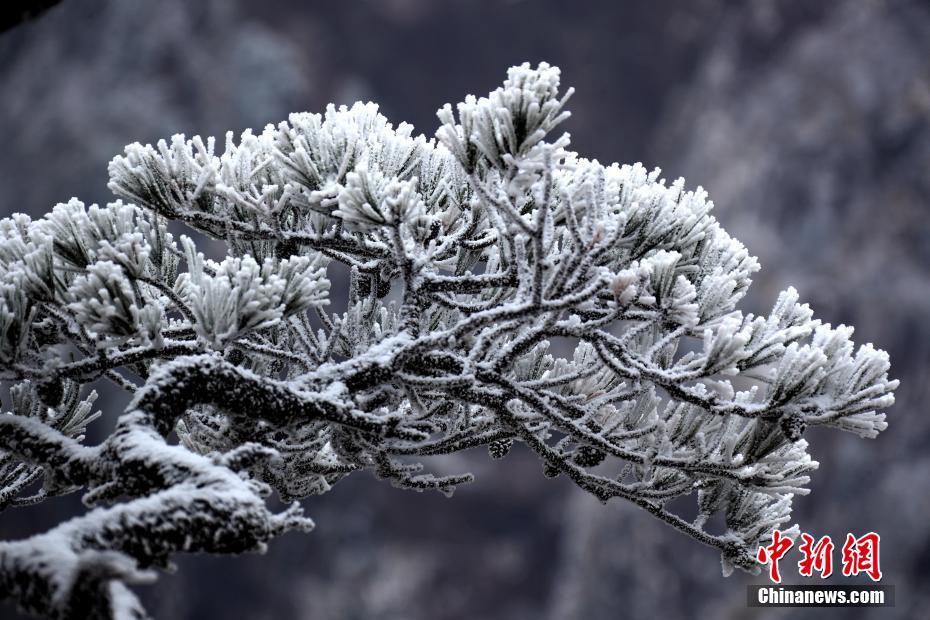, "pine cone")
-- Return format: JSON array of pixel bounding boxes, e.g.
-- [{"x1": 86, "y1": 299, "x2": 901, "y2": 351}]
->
[
  {"x1": 487, "y1": 438, "x2": 513, "y2": 459},
  {"x1": 780, "y1": 412, "x2": 807, "y2": 442}
]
